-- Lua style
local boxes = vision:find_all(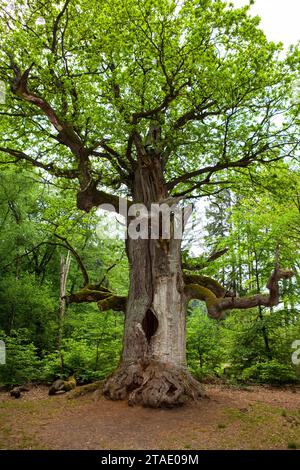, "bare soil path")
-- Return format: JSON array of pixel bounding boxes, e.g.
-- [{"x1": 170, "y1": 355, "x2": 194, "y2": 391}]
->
[{"x1": 0, "y1": 384, "x2": 299, "y2": 450}]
